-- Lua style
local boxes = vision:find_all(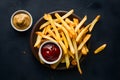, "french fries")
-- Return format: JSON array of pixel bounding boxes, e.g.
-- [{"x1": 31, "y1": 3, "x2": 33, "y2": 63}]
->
[
  {"x1": 34, "y1": 9, "x2": 106, "y2": 74},
  {"x1": 94, "y1": 44, "x2": 107, "y2": 54}
]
